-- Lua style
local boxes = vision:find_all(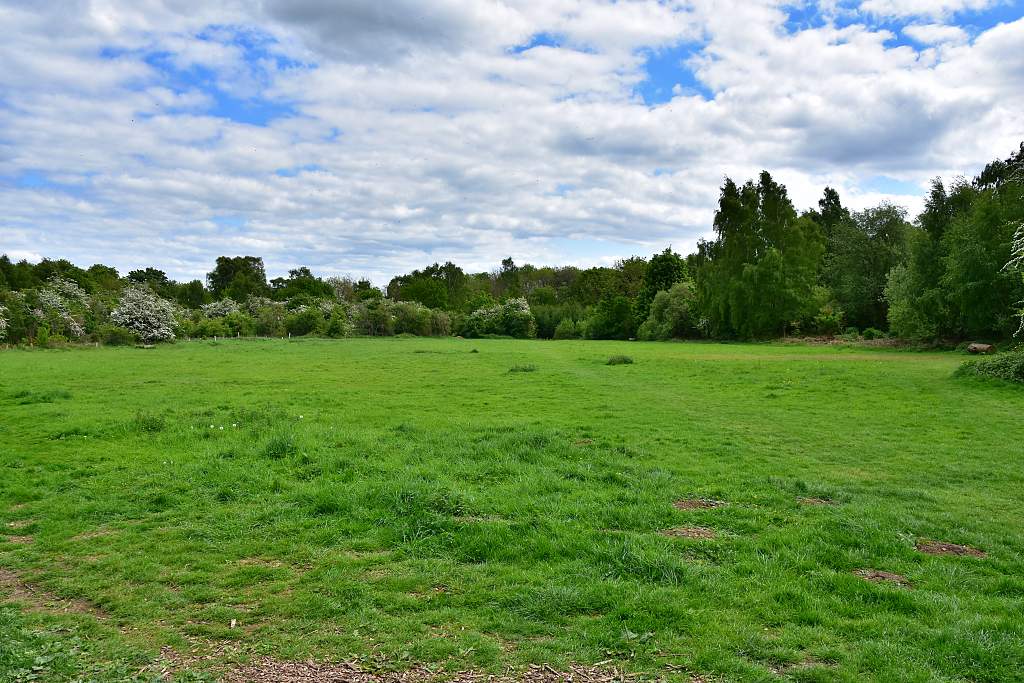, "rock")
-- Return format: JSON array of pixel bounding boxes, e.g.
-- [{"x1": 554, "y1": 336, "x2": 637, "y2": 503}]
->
[{"x1": 967, "y1": 343, "x2": 995, "y2": 354}]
